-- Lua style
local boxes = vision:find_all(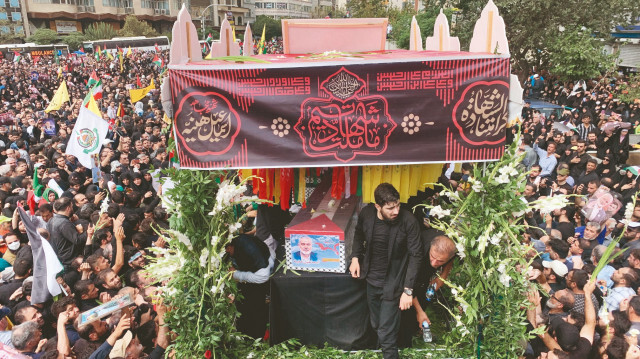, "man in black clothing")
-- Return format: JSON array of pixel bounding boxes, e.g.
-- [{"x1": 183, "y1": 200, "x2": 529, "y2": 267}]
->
[
  {"x1": 225, "y1": 234, "x2": 272, "y2": 339},
  {"x1": 48, "y1": 197, "x2": 93, "y2": 271},
  {"x1": 350, "y1": 183, "x2": 422, "y2": 359},
  {"x1": 0, "y1": 258, "x2": 31, "y2": 306}
]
